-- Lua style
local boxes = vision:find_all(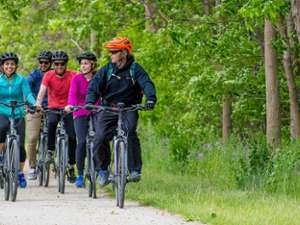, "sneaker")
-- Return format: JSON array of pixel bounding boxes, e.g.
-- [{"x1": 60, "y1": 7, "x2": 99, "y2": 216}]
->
[
  {"x1": 129, "y1": 170, "x2": 141, "y2": 182},
  {"x1": 75, "y1": 175, "x2": 84, "y2": 188},
  {"x1": 98, "y1": 170, "x2": 109, "y2": 187},
  {"x1": 28, "y1": 168, "x2": 37, "y2": 180},
  {"x1": 67, "y1": 167, "x2": 76, "y2": 183},
  {"x1": 18, "y1": 172, "x2": 27, "y2": 188}
]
